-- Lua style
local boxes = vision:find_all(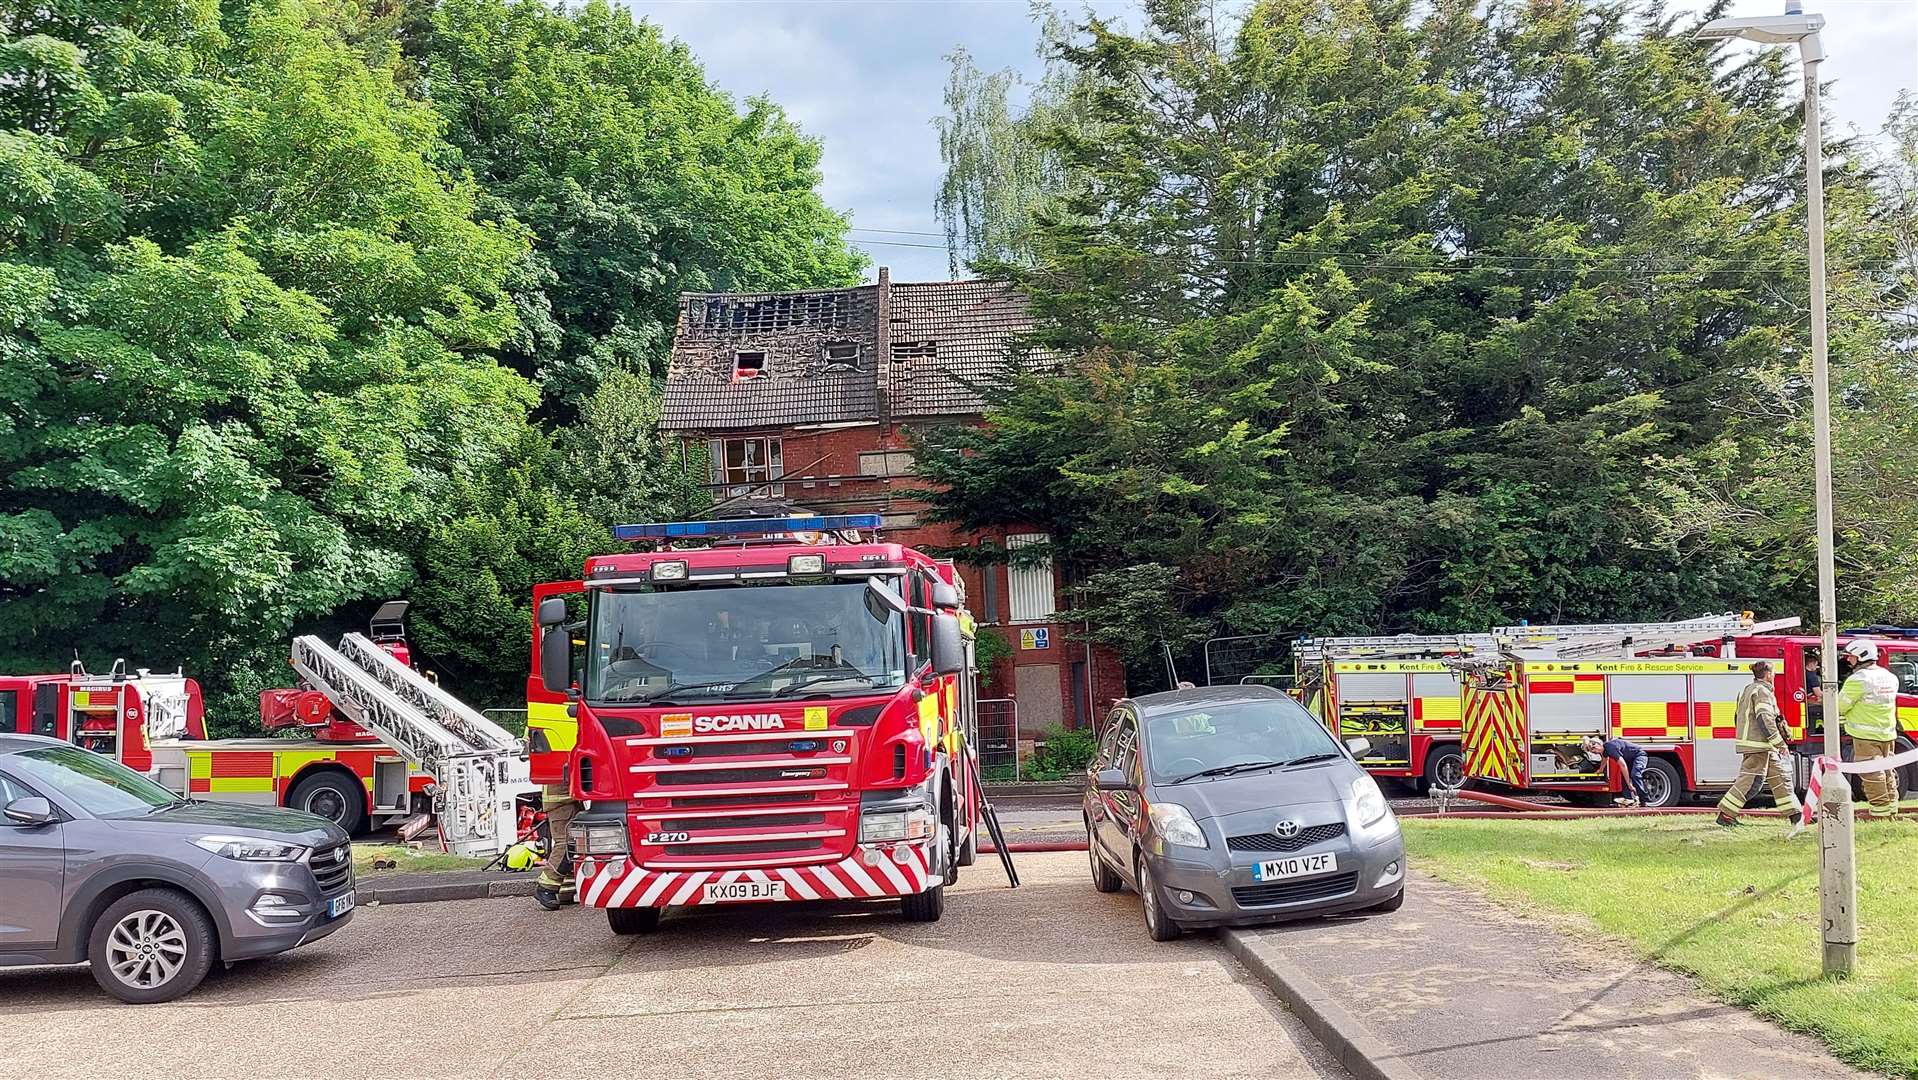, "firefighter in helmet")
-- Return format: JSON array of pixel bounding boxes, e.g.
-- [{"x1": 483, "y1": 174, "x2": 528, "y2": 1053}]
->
[
  {"x1": 1716, "y1": 660, "x2": 1802, "y2": 828},
  {"x1": 1837, "y1": 639, "x2": 1900, "y2": 819}
]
